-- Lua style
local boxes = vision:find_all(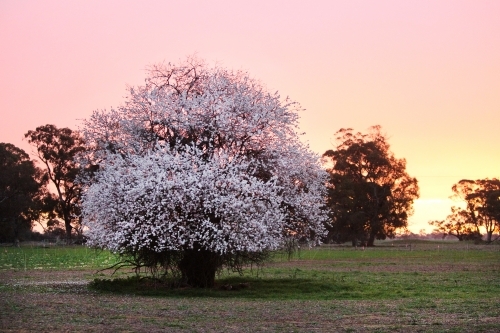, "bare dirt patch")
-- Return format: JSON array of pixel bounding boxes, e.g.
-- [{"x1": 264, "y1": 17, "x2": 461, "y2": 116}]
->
[{"x1": 0, "y1": 269, "x2": 95, "y2": 285}]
